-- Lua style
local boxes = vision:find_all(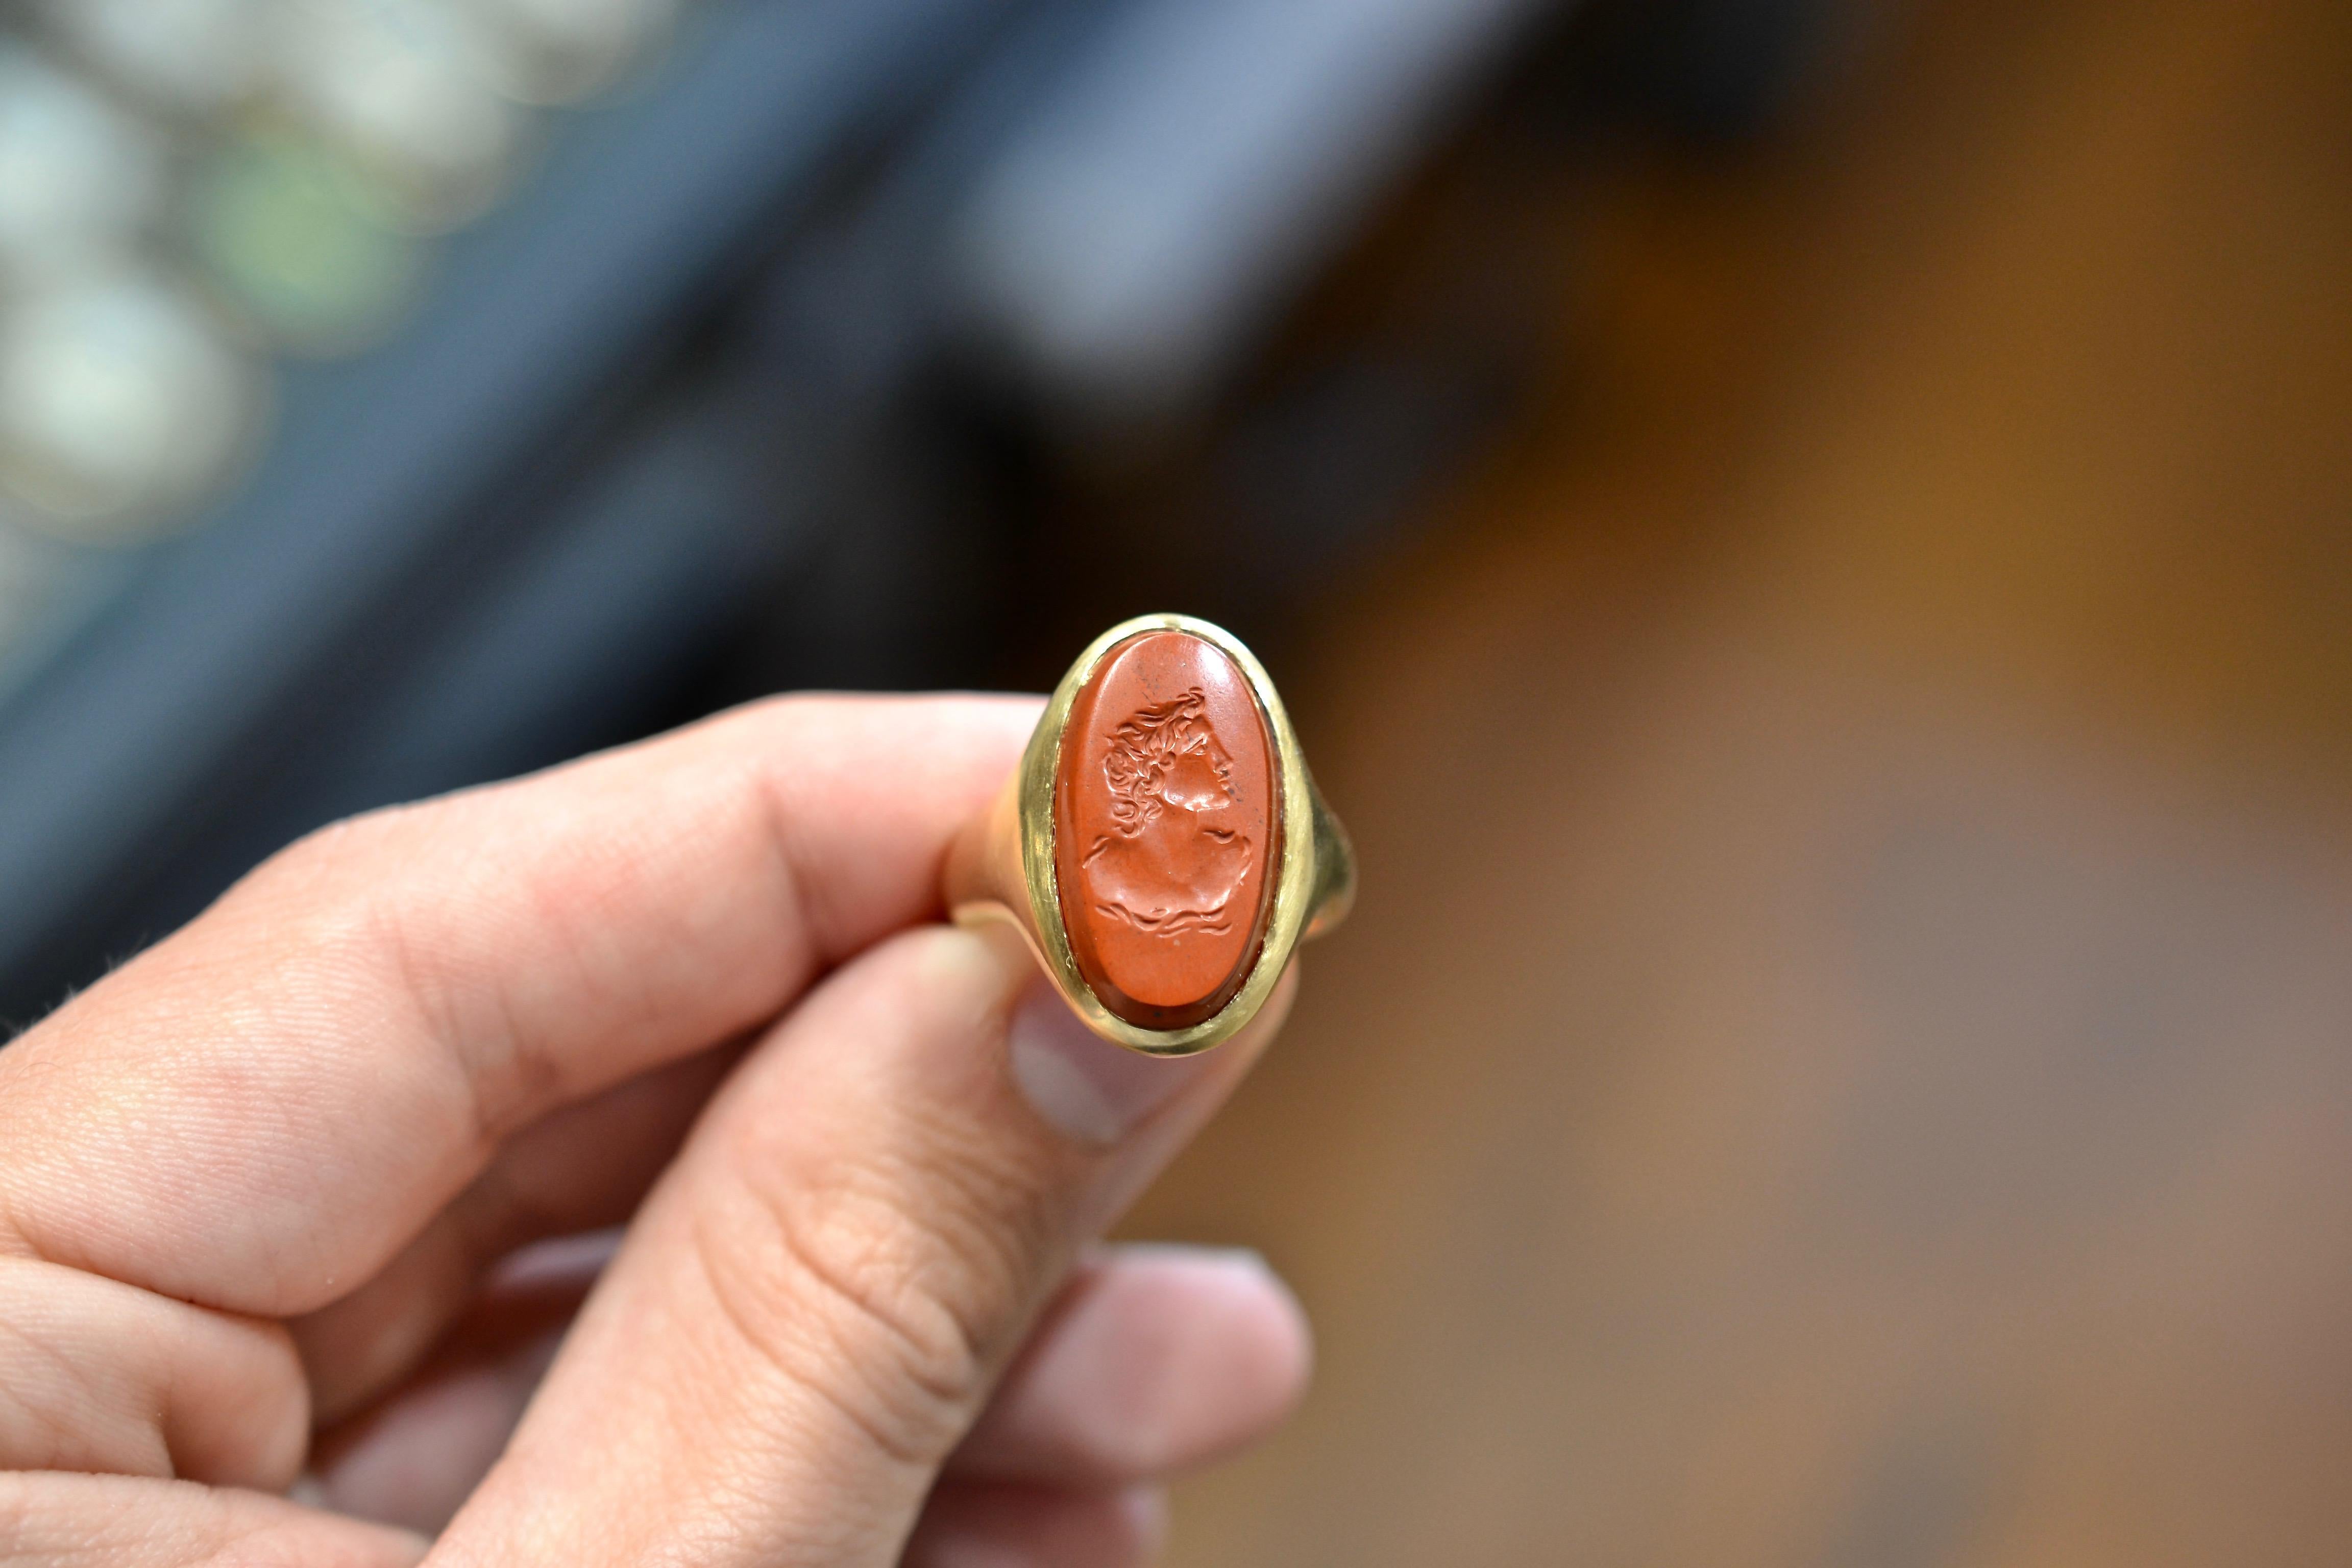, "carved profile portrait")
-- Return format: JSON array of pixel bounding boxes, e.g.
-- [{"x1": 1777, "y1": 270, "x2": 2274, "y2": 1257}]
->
[{"x1": 1083, "y1": 687, "x2": 1254, "y2": 935}]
